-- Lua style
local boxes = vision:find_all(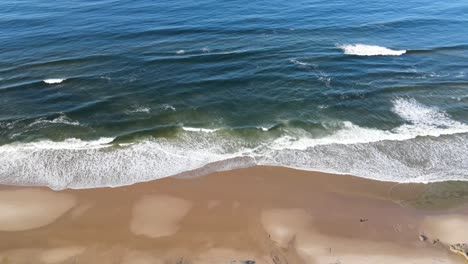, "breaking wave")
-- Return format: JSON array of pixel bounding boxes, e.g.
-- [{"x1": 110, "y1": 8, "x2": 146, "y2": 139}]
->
[
  {"x1": 338, "y1": 44, "x2": 406, "y2": 56},
  {"x1": 125, "y1": 106, "x2": 151, "y2": 114},
  {"x1": 43, "y1": 78, "x2": 66, "y2": 84},
  {"x1": 0, "y1": 98, "x2": 467, "y2": 189},
  {"x1": 28, "y1": 114, "x2": 81, "y2": 127},
  {"x1": 181, "y1": 127, "x2": 219, "y2": 133}
]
